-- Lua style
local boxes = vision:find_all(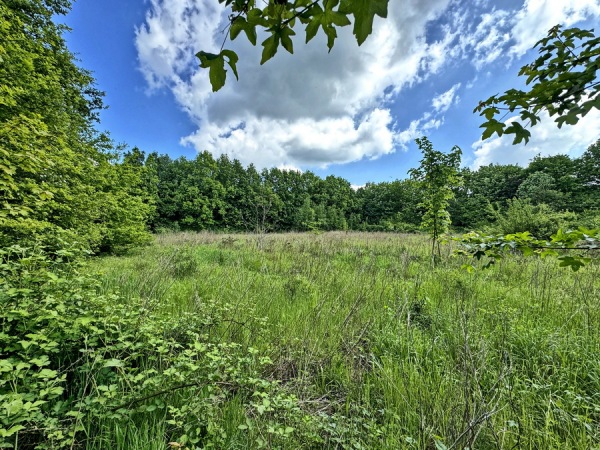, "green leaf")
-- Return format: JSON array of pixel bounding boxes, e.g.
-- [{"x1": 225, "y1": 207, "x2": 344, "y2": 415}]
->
[
  {"x1": 480, "y1": 119, "x2": 505, "y2": 140},
  {"x1": 504, "y1": 121, "x2": 531, "y2": 145},
  {"x1": 37, "y1": 368, "x2": 58, "y2": 379},
  {"x1": 197, "y1": 51, "x2": 227, "y2": 91},
  {"x1": 540, "y1": 248, "x2": 559, "y2": 258},
  {"x1": 305, "y1": 19, "x2": 320, "y2": 43},
  {"x1": 558, "y1": 256, "x2": 588, "y2": 271},
  {"x1": 221, "y1": 50, "x2": 240, "y2": 80},
  {"x1": 324, "y1": 25, "x2": 337, "y2": 51},
  {"x1": 461, "y1": 264, "x2": 475, "y2": 273},
  {"x1": 329, "y1": 11, "x2": 351, "y2": 27},
  {"x1": 483, "y1": 107, "x2": 499, "y2": 120},
  {"x1": 0, "y1": 360, "x2": 13, "y2": 373},
  {"x1": 247, "y1": 8, "x2": 267, "y2": 27},
  {"x1": 230, "y1": 17, "x2": 246, "y2": 40},
  {"x1": 103, "y1": 358, "x2": 125, "y2": 368},
  {"x1": 340, "y1": 0, "x2": 389, "y2": 46},
  {"x1": 261, "y1": 34, "x2": 280, "y2": 64},
  {"x1": 280, "y1": 27, "x2": 296, "y2": 54},
  {"x1": 556, "y1": 111, "x2": 580, "y2": 128},
  {"x1": 230, "y1": 17, "x2": 258, "y2": 45}
]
